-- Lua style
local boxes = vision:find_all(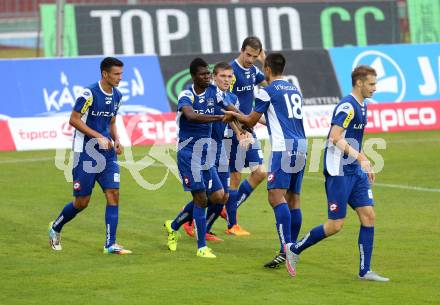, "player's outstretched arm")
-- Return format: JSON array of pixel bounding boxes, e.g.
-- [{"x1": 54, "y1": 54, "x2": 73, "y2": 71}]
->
[
  {"x1": 222, "y1": 110, "x2": 262, "y2": 129},
  {"x1": 69, "y1": 110, "x2": 112, "y2": 150},
  {"x1": 329, "y1": 125, "x2": 374, "y2": 182},
  {"x1": 181, "y1": 105, "x2": 224, "y2": 123}
]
